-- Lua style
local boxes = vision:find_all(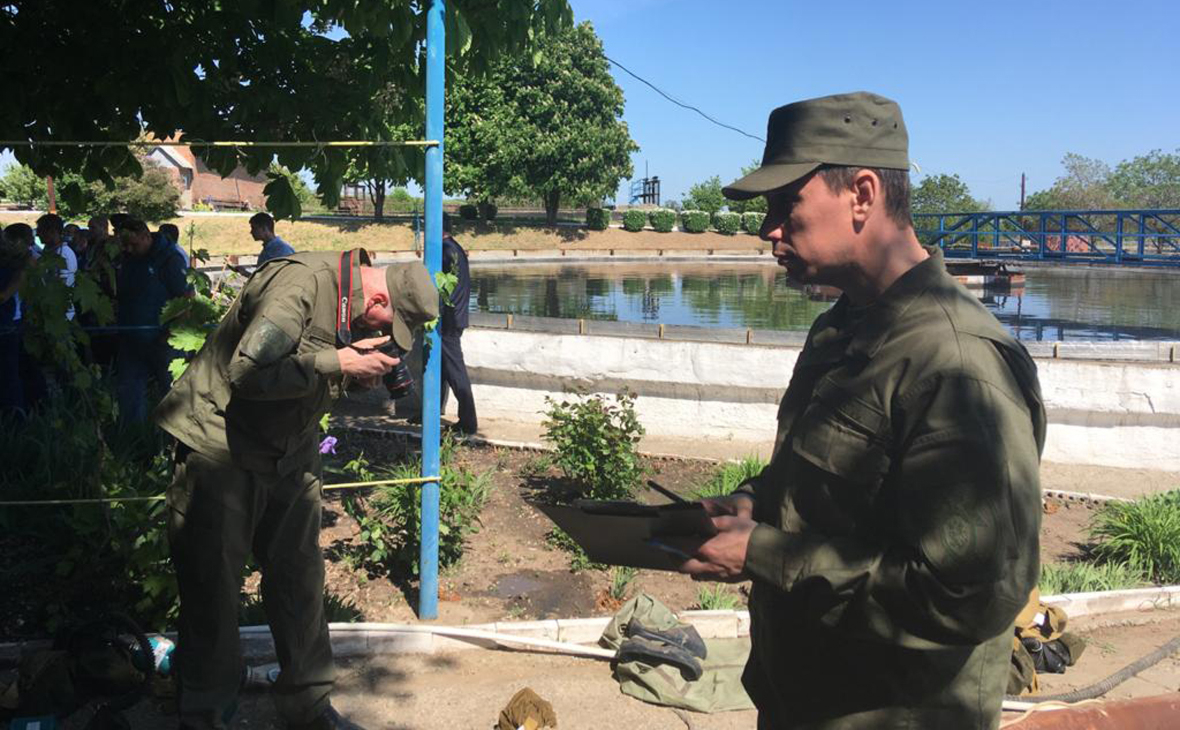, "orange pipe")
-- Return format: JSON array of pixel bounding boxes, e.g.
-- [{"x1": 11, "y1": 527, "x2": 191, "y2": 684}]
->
[{"x1": 1006, "y1": 693, "x2": 1180, "y2": 729}]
